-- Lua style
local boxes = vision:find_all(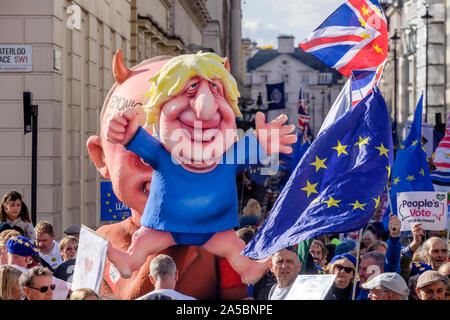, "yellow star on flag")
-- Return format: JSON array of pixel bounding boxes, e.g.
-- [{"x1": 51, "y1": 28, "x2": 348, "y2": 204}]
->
[
  {"x1": 355, "y1": 136, "x2": 370, "y2": 150},
  {"x1": 400, "y1": 145, "x2": 405, "y2": 150},
  {"x1": 333, "y1": 140, "x2": 348, "y2": 157},
  {"x1": 372, "y1": 196, "x2": 380, "y2": 208},
  {"x1": 350, "y1": 200, "x2": 366, "y2": 211},
  {"x1": 17, "y1": 239, "x2": 23, "y2": 245},
  {"x1": 373, "y1": 44, "x2": 383, "y2": 54},
  {"x1": 386, "y1": 165, "x2": 391, "y2": 177},
  {"x1": 411, "y1": 140, "x2": 418, "y2": 146},
  {"x1": 310, "y1": 156, "x2": 327, "y2": 172},
  {"x1": 301, "y1": 180, "x2": 318, "y2": 198},
  {"x1": 393, "y1": 177, "x2": 400, "y2": 185},
  {"x1": 419, "y1": 168, "x2": 425, "y2": 176},
  {"x1": 361, "y1": 31, "x2": 371, "y2": 39},
  {"x1": 375, "y1": 143, "x2": 389, "y2": 158},
  {"x1": 374, "y1": 7, "x2": 381, "y2": 15},
  {"x1": 361, "y1": 5, "x2": 371, "y2": 16},
  {"x1": 407, "y1": 175, "x2": 415, "y2": 181},
  {"x1": 24, "y1": 242, "x2": 29, "y2": 247},
  {"x1": 324, "y1": 196, "x2": 341, "y2": 208},
  {"x1": 358, "y1": 18, "x2": 367, "y2": 27}
]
